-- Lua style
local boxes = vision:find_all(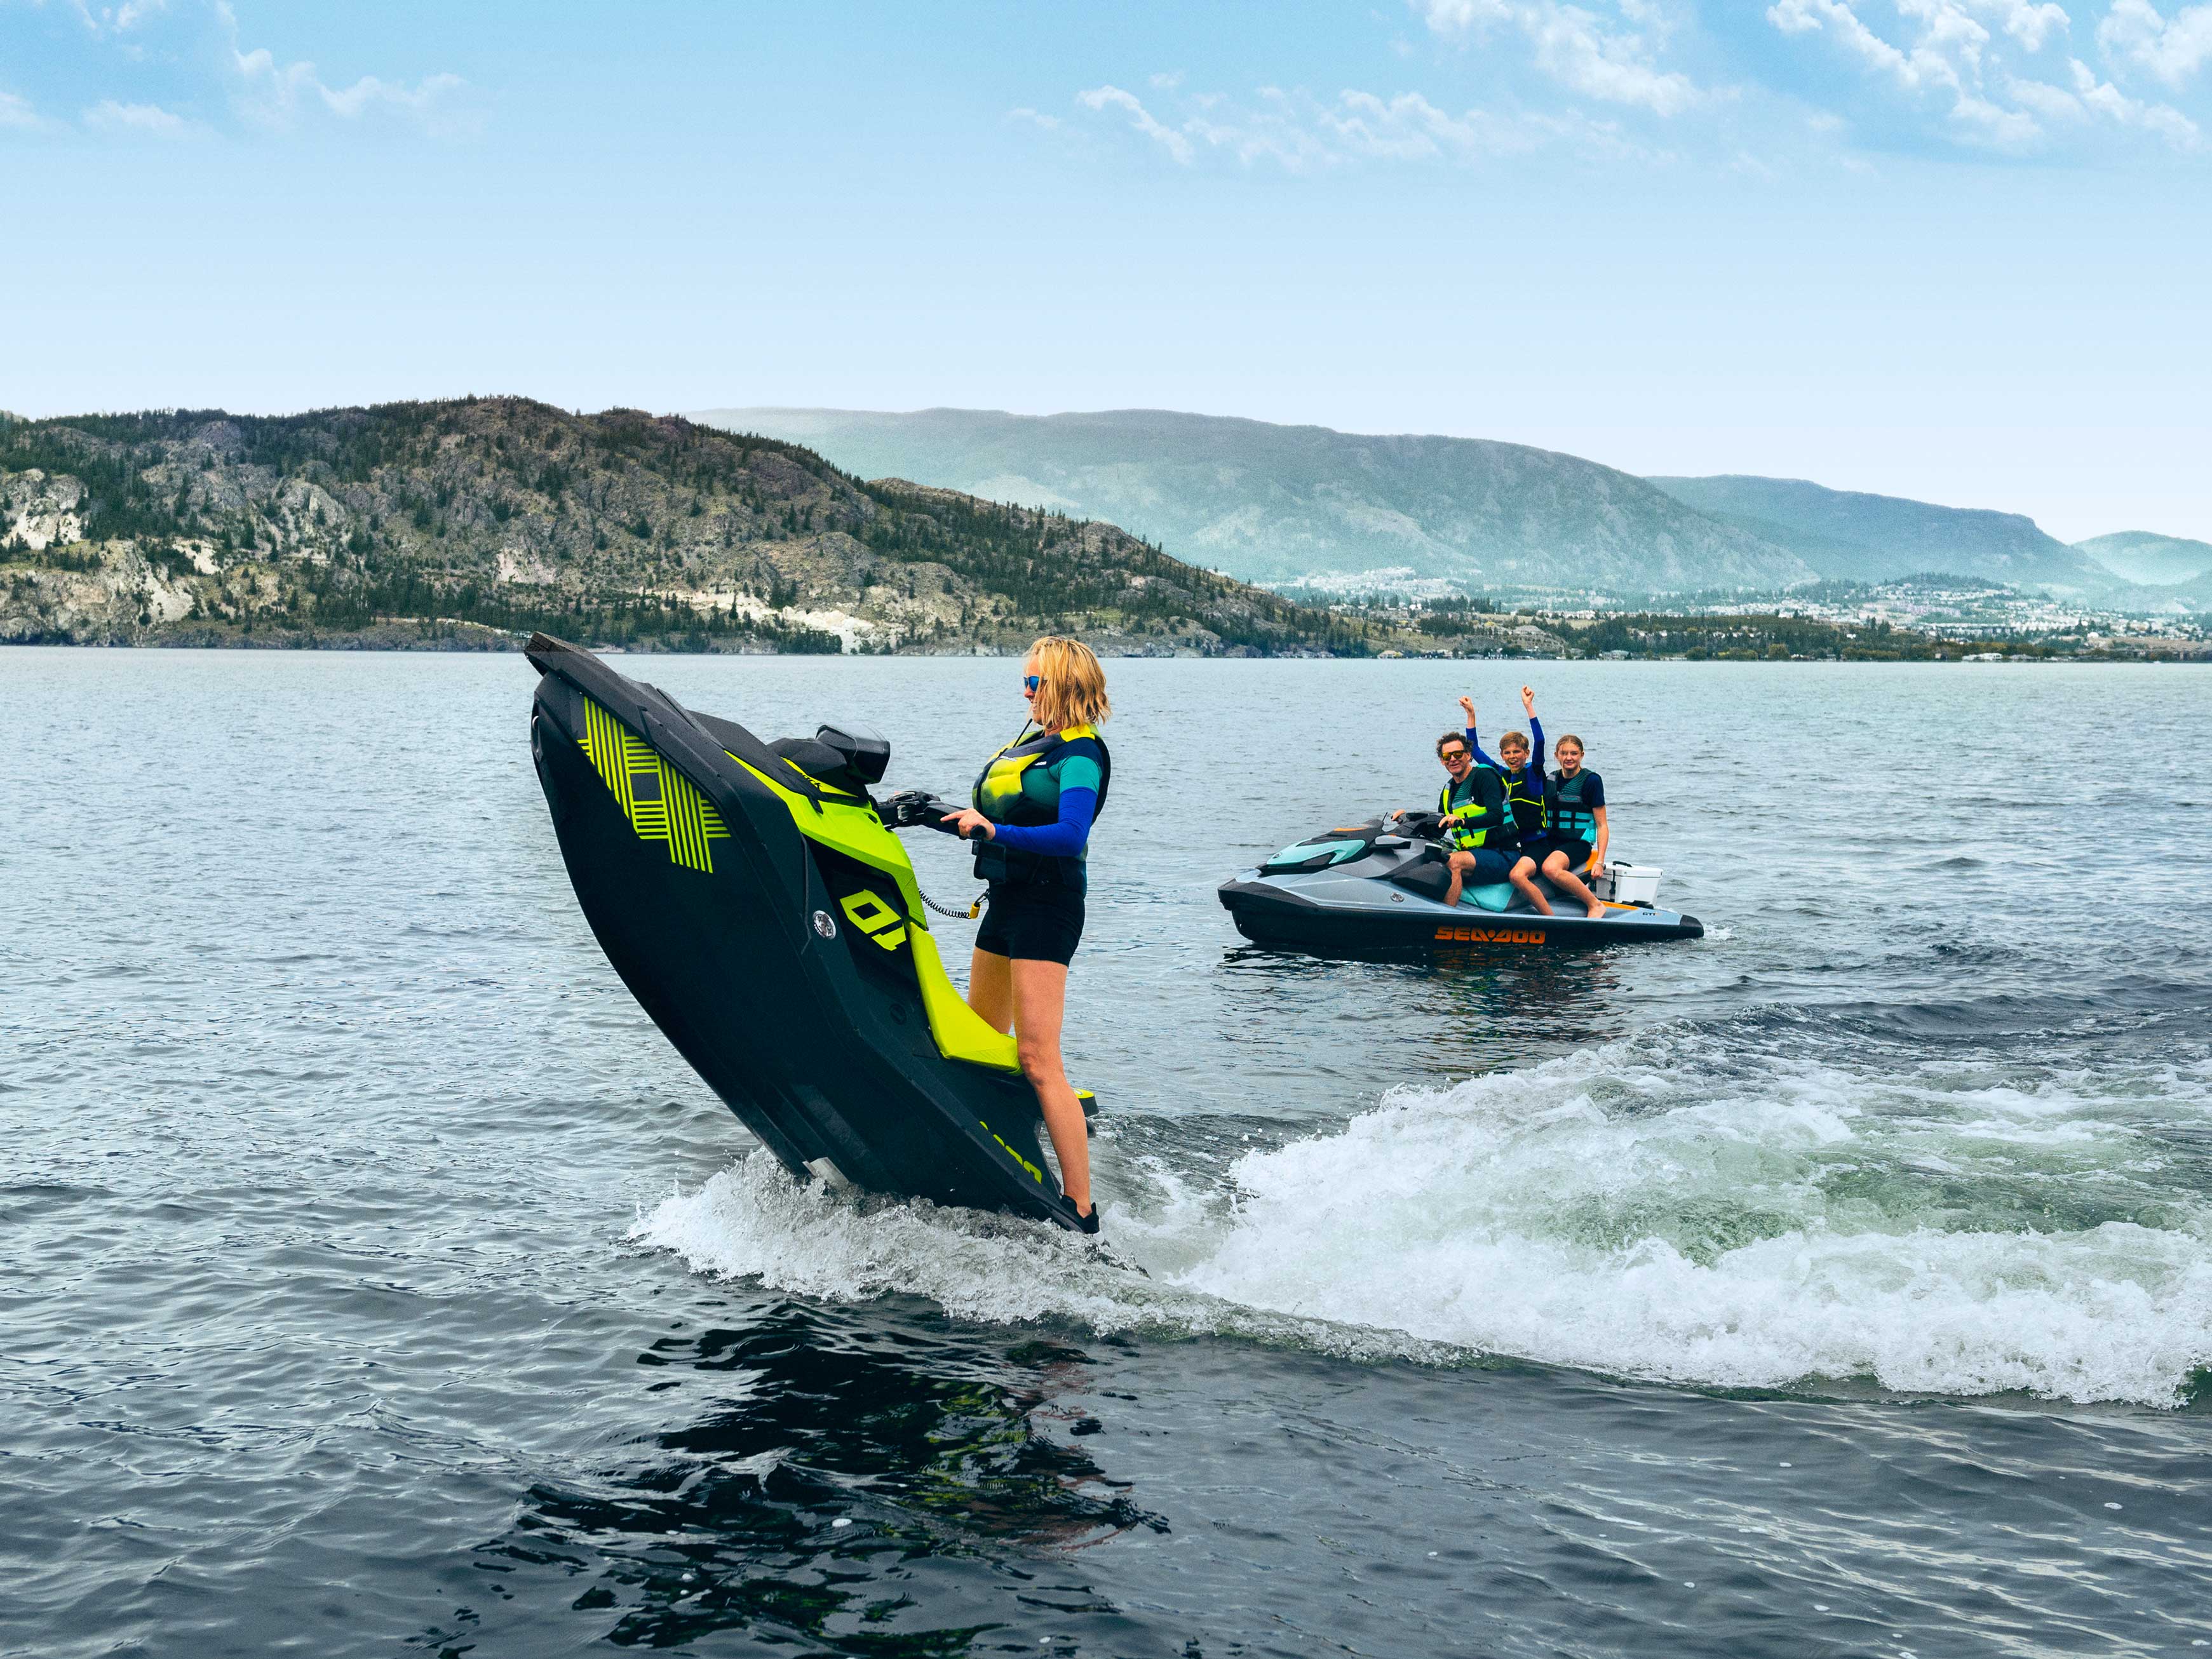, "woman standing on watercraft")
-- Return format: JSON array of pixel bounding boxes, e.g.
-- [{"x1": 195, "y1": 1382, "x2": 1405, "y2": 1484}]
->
[{"x1": 939, "y1": 638, "x2": 1111, "y2": 1231}]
